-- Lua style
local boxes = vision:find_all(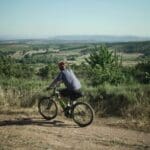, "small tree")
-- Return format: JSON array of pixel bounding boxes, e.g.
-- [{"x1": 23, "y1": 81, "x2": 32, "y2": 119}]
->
[
  {"x1": 86, "y1": 46, "x2": 121, "y2": 68},
  {"x1": 134, "y1": 59, "x2": 150, "y2": 83},
  {"x1": 37, "y1": 66, "x2": 49, "y2": 79},
  {"x1": 37, "y1": 64, "x2": 58, "y2": 79},
  {"x1": 85, "y1": 46, "x2": 125, "y2": 85}
]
